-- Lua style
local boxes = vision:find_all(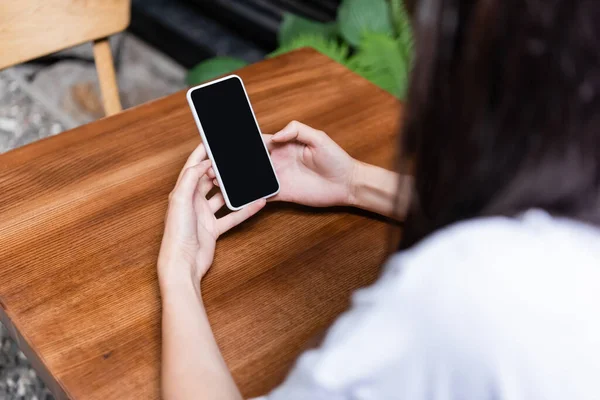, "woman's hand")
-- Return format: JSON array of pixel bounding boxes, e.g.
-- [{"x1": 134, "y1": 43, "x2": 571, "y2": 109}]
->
[
  {"x1": 158, "y1": 144, "x2": 266, "y2": 291},
  {"x1": 240, "y1": 120, "x2": 409, "y2": 220},
  {"x1": 262, "y1": 121, "x2": 359, "y2": 207}
]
